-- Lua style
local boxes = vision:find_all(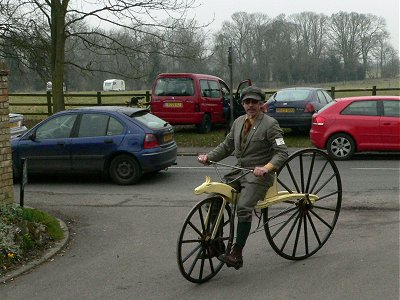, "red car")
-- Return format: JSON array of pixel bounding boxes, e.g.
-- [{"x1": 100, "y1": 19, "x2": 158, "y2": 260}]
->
[
  {"x1": 310, "y1": 96, "x2": 400, "y2": 160},
  {"x1": 150, "y1": 73, "x2": 251, "y2": 133}
]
